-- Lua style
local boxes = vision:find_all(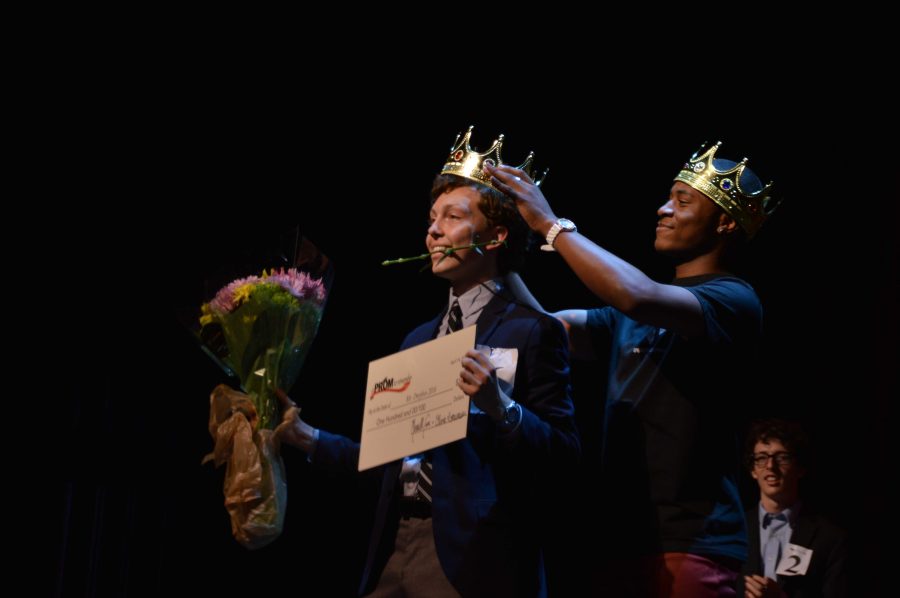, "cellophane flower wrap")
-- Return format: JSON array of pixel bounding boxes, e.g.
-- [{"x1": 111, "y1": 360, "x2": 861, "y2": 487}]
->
[{"x1": 200, "y1": 268, "x2": 326, "y2": 549}]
